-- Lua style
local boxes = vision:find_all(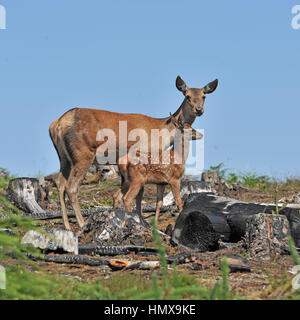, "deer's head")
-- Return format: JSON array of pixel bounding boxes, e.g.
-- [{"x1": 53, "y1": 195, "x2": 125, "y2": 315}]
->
[
  {"x1": 176, "y1": 76, "x2": 218, "y2": 118},
  {"x1": 169, "y1": 114, "x2": 203, "y2": 141},
  {"x1": 183, "y1": 123, "x2": 203, "y2": 141}
]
